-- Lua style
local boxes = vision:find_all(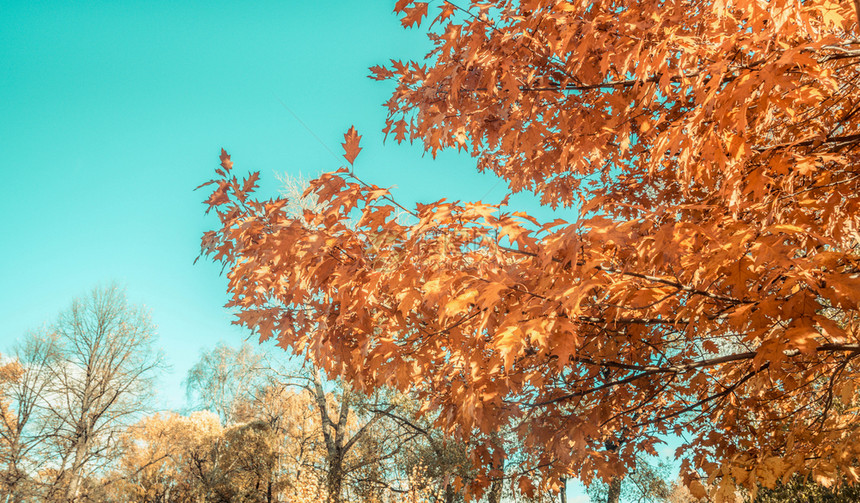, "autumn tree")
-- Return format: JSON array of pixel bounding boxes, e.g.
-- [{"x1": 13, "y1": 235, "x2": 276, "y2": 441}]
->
[
  {"x1": 109, "y1": 410, "x2": 286, "y2": 503},
  {"x1": 199, "y1": 0, "x2": 860, "y2": 501},
  {"x1": 106, "y1": 411, "x2": 223, "y2": 502},
  {"x1": 196, "y1": 419, "x2": 283, "y2": 503},
  {"x1": 243, "y1": 384, "x2": 328, "y2": 498},
  {"x1": 747, "y1": 475, "x2": 860, "y2": 502},
  {"x1": 387, "y1": 407, "x2": 474, "y2": 503}
]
